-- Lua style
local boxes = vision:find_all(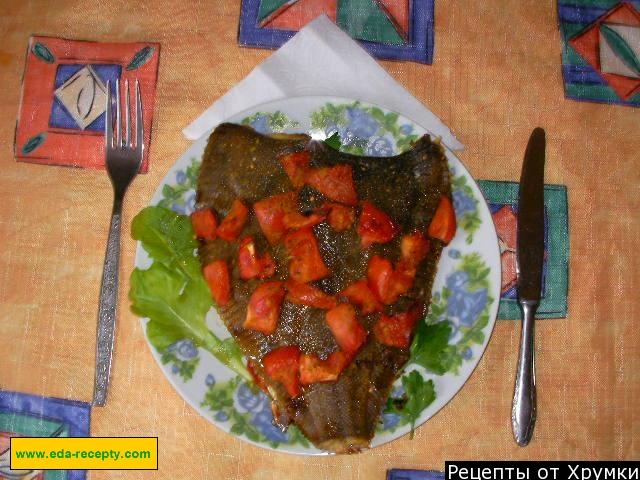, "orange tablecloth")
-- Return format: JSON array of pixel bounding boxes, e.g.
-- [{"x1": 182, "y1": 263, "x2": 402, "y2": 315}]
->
[{"x1": 0, "y1": 1, "x2": 638, "y2": 478}]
